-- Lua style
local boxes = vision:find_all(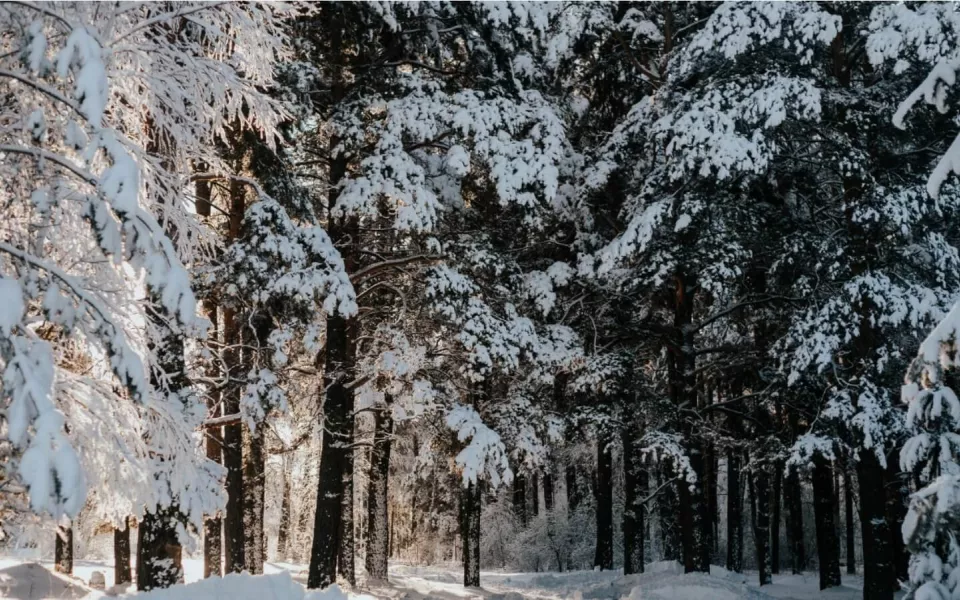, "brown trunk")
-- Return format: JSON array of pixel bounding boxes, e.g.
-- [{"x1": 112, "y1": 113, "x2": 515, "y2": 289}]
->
[
  {"x1": 844, "y1": 471, "x2": 855, "y2": 575},
  {"x1": 277, "y1": 462, "x2": 292, "y2": 562},
  {"x1": 365, "y1": 404, "x2": 393, "y2": 580},
  {"x1": 222, "y1": 173, "x2": 246, "y2": 574},
  {"x1": 114, "y1": 520, "x2": 132, "y2": 585},
  {"x1": 812, "y1": 457, "x2": 842, "y2": 589},
  {"x1": 771, "y1": 462, "x2": 782, "y2": 575},
  {"x1": 55, "y1": 525, "x2": 73, "y2": 575}
]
